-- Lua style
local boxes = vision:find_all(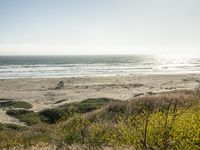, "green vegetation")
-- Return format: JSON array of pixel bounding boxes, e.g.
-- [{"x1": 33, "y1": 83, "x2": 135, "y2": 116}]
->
[
  {"x1": 1, "y1": 93, "x2": 200, "y2": 149},
  {"x1": 0, "y1": 123, "x2": 28, "y2": 131},
  {"x1": 39, "y1": 97, "x2": 113, "y2": 123},
  {"x1": 0, "y1": 123, "x2": 51, "y2": 149},
  {"x1": 0, "y1": 100, "x2": 32, "y2": 109},
  {"x1": 6, "y1": 109, "x2": 41, "y2": 125},
  {"x1": 54, "y1": 94, "x2": 200, "y2": 150}
]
